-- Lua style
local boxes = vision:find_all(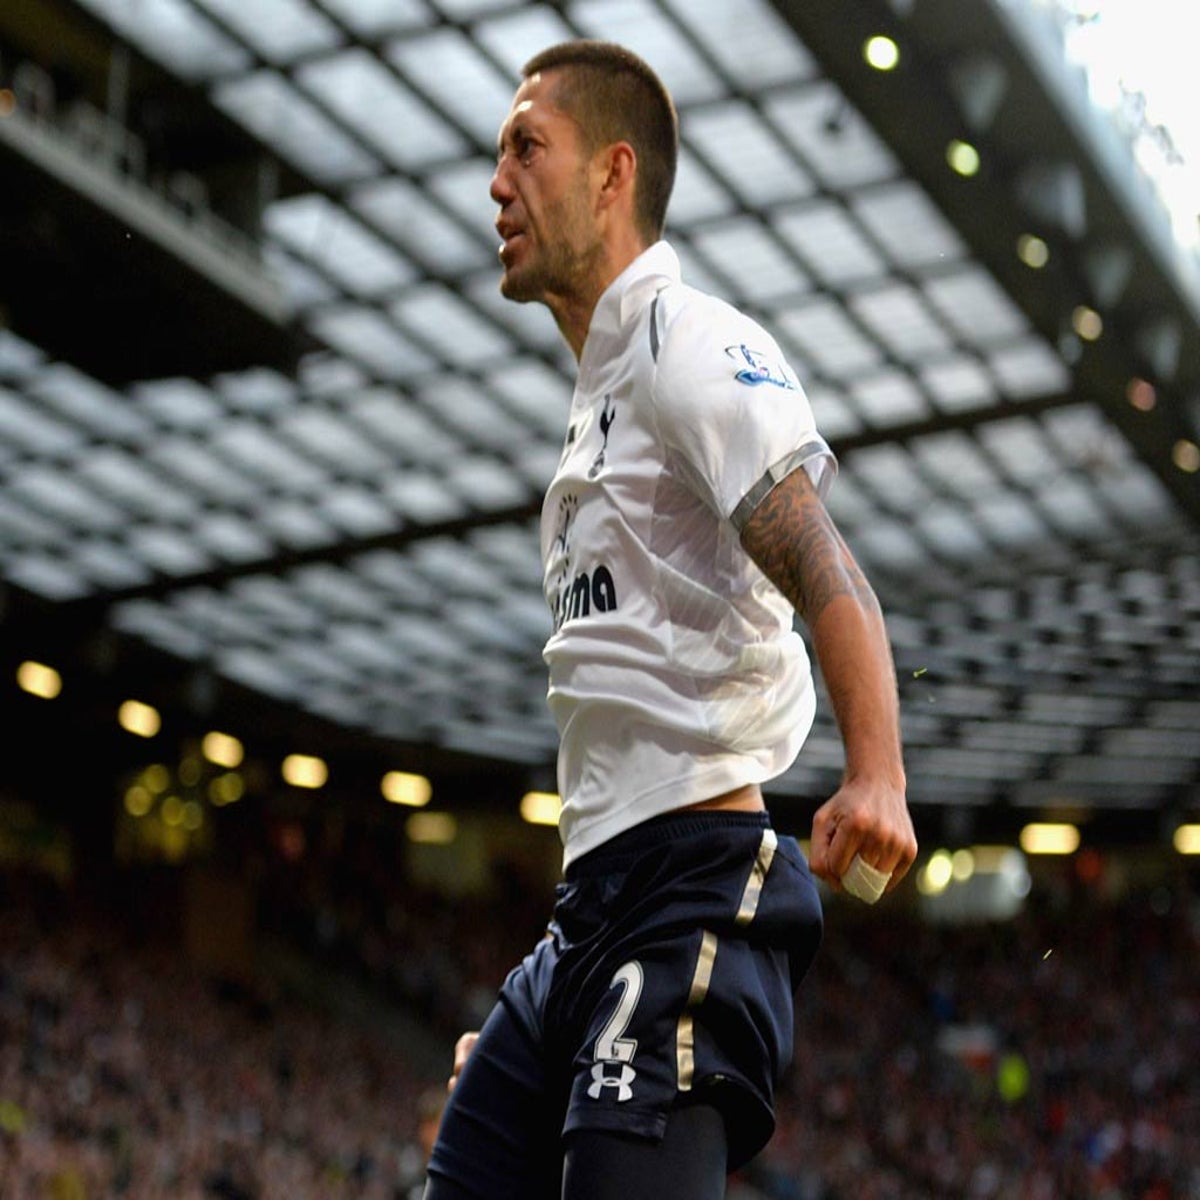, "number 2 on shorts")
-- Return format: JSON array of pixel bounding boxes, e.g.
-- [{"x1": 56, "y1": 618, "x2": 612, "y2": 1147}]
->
[{"x1": 594, "y1": 961, "x2": 644, "y2": 1064}]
